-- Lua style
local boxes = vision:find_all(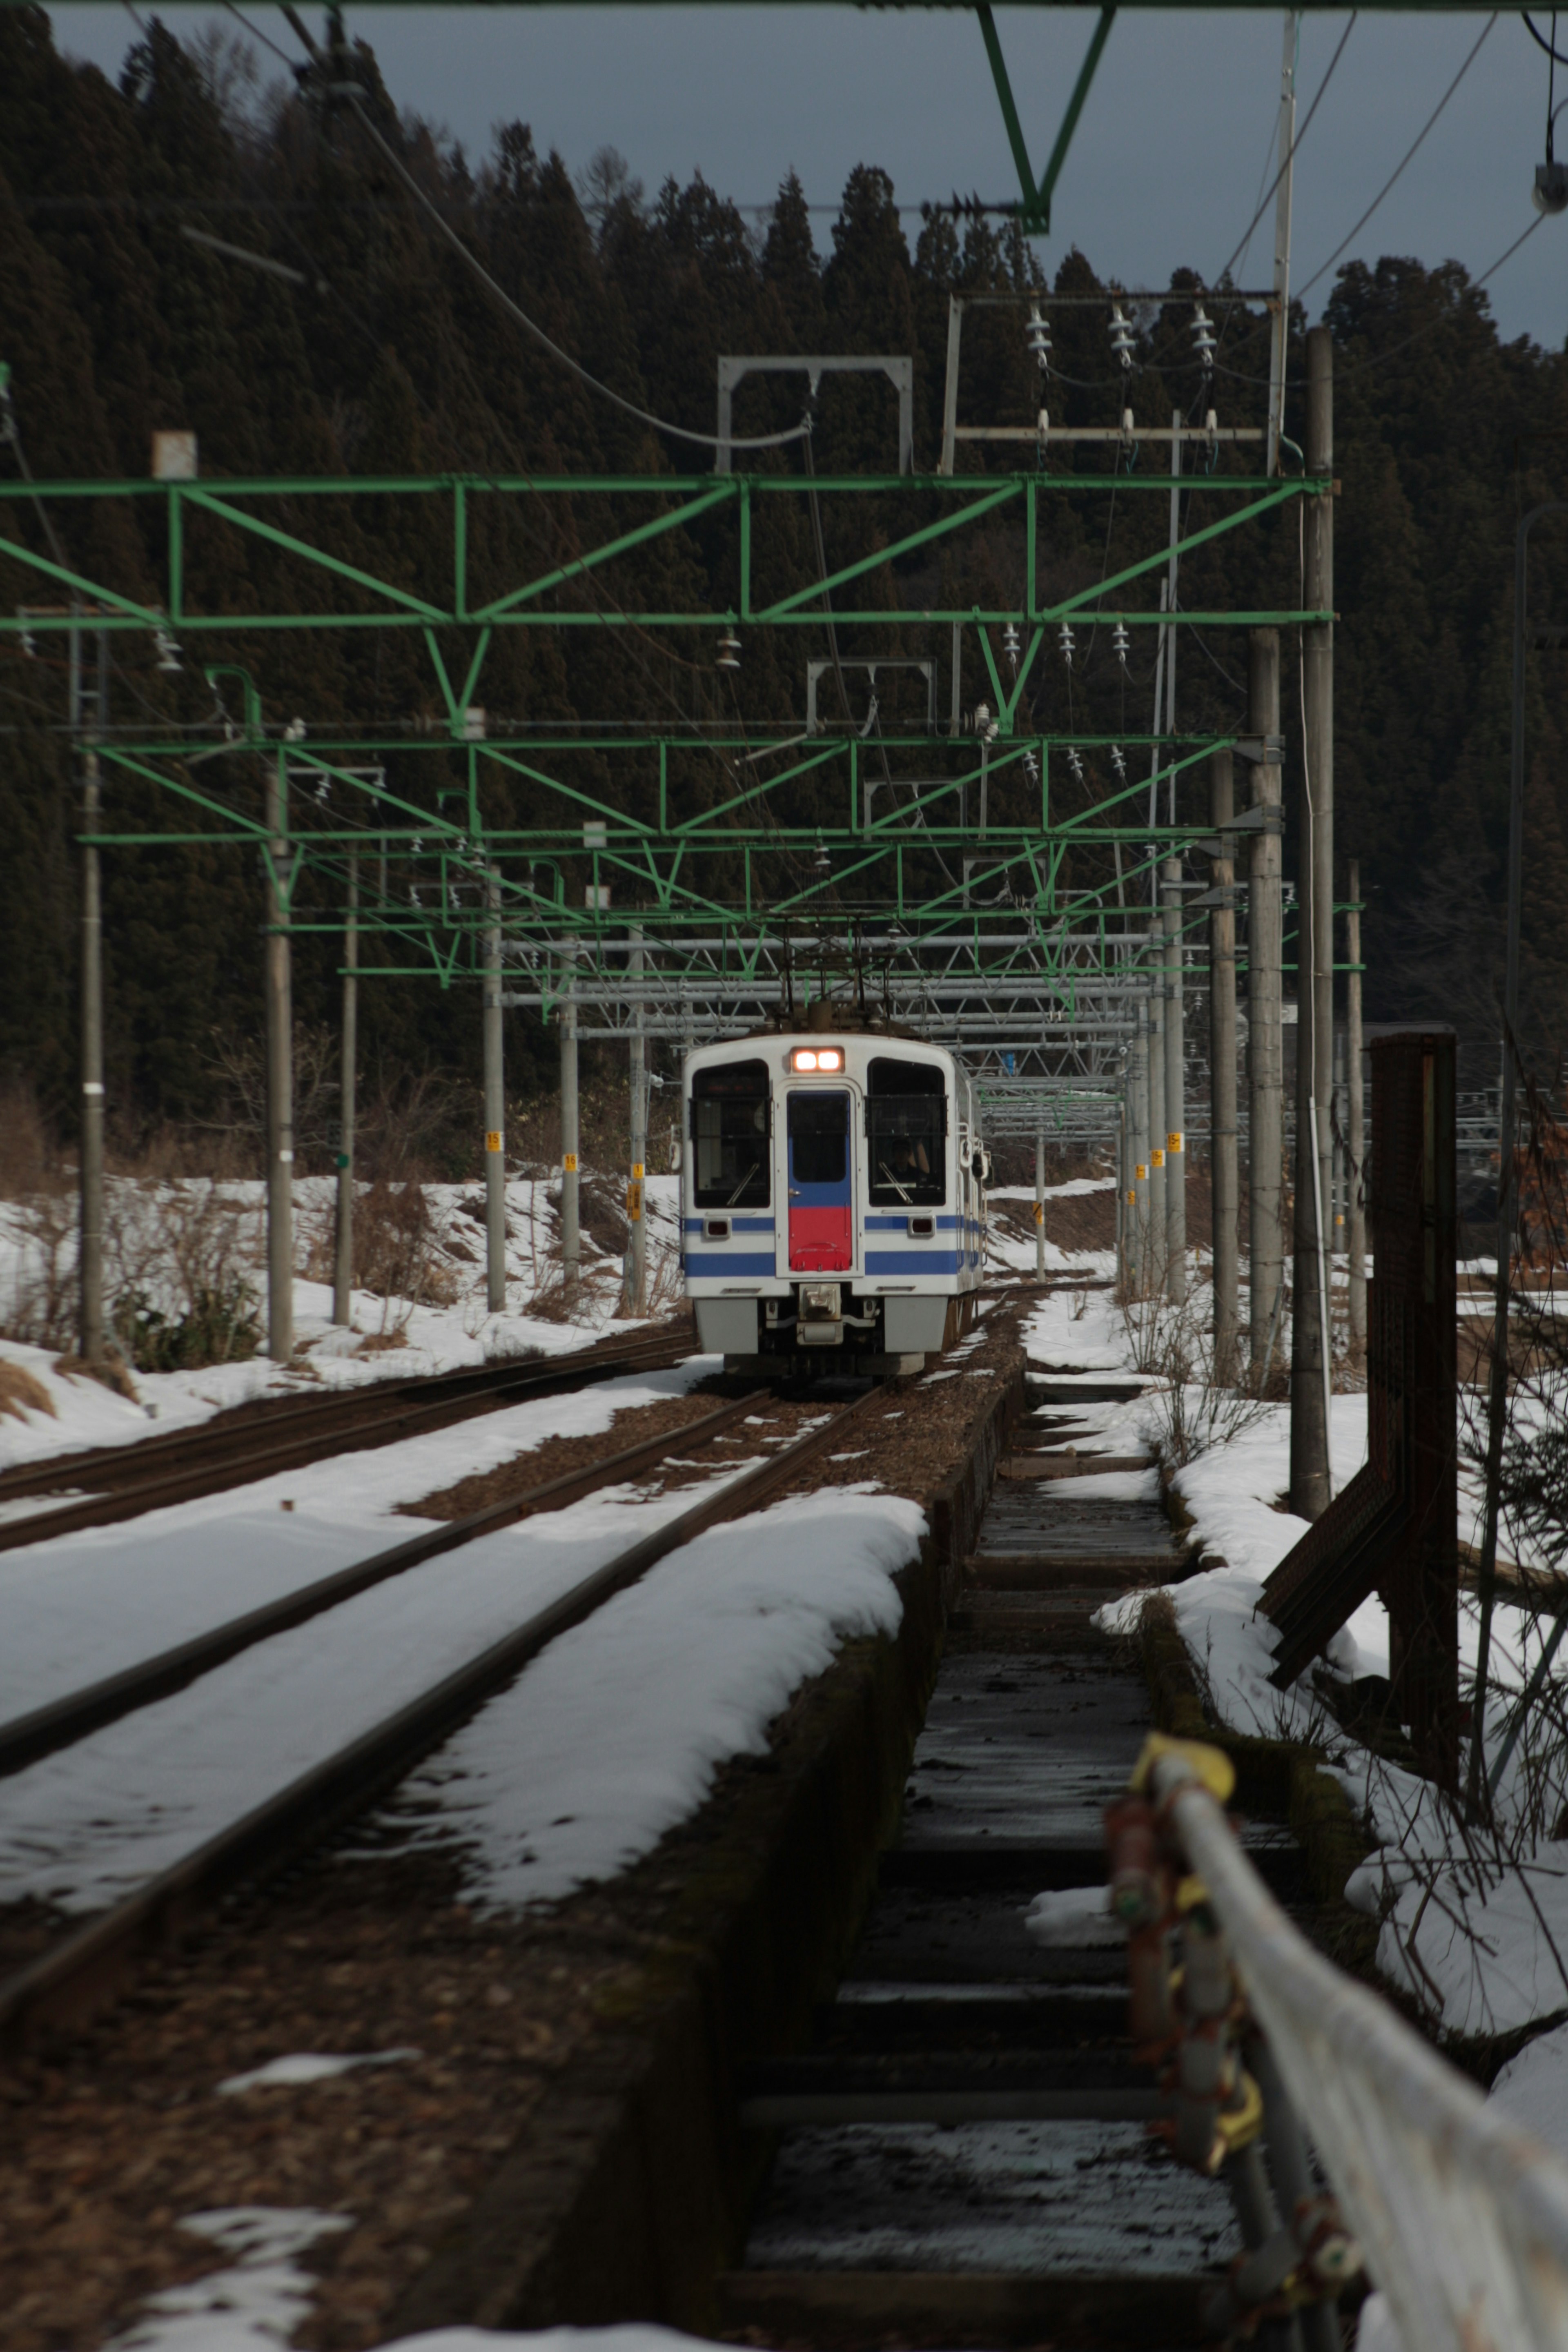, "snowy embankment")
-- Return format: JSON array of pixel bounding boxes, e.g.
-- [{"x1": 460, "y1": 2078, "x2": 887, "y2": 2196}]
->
[
  {"x1": 0, "y1": 1170, "x2": 687, "y2": 1473},
  {"x1": 1015, "y1": 1278, "x2": 1568, "y2": 2134},
  {"x1": 0, "y1": 1165, "x2": 927, "y2": 1923}
]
